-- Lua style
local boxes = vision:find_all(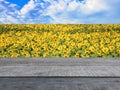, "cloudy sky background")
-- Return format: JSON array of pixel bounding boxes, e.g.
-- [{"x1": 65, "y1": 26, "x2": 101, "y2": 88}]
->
[{"x1": 0, "y1": 0, "x2": 120, "y2": 24}]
